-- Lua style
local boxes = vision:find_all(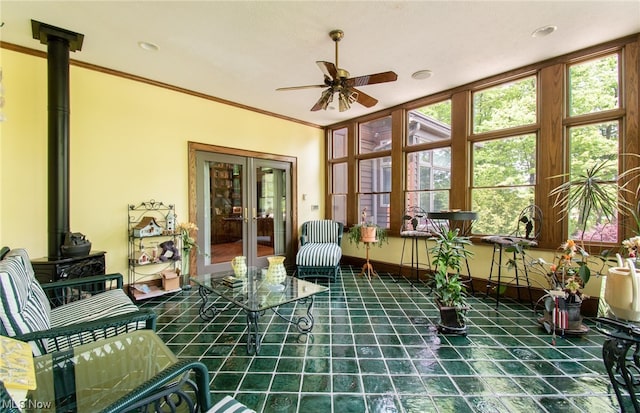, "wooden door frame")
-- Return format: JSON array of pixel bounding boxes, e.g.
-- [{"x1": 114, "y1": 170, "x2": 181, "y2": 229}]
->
[{"x1": 188, "y1": 141, "x2": 298, "y2": 274}]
